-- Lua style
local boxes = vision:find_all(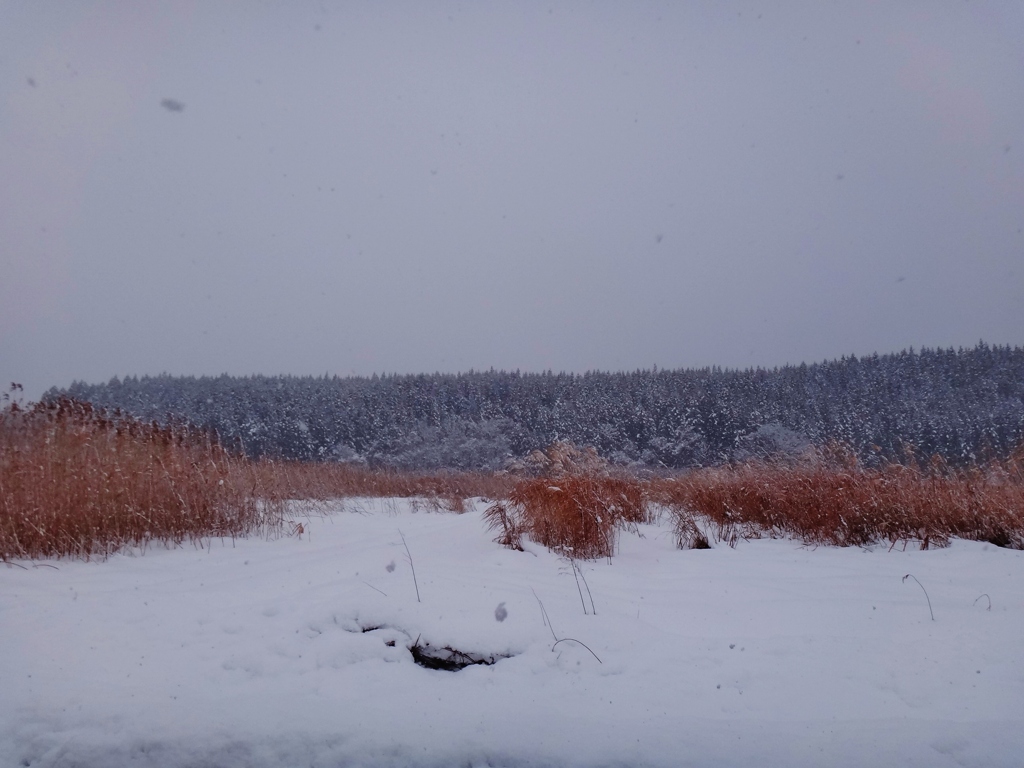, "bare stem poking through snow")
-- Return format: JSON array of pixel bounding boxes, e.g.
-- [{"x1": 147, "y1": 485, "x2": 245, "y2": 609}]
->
[
  {"x1": 399, "y1": 529, "x2": 420, "y2": 603},
  {"x1": 568, "y1": 557, "x2": 597, "y2": 615},
  {"x1": 531, "y1": 587, "x2": 602, "y2": 663},
  {"x1": 903, "y1": 573, "x2": 935, "y2": 621}
]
